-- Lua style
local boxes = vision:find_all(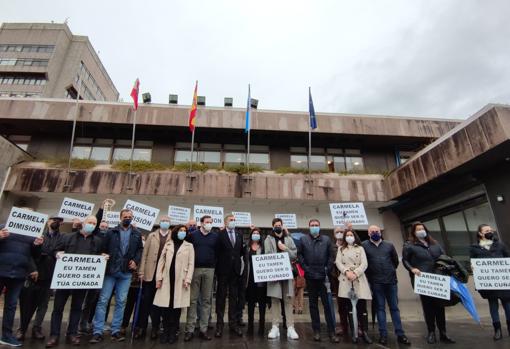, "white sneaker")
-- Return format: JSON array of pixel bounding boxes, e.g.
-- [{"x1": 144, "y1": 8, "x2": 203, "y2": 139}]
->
[
  {"x1": 267, "y1": 325, "x2": 280, "y2": 339},
  {"x1": 287, "y1": 326, "x2": 299, "y2": 340}
]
